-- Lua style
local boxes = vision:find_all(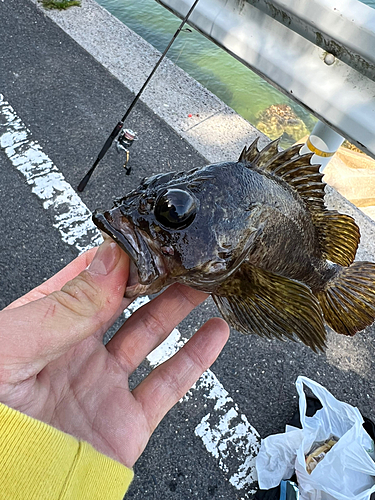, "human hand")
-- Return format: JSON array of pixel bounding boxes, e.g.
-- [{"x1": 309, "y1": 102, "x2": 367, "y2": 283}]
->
[{"x1": 0, "y1": 240, "x2": 229, "y2": 468}]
